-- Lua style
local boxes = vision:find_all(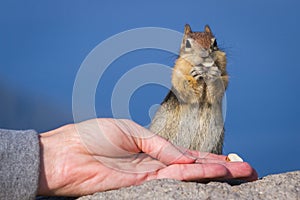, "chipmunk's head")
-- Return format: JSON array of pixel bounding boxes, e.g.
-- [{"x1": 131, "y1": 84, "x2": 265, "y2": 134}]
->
[{"x1": 180, "y1": 24, "x2": 226, "y2": 71}]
